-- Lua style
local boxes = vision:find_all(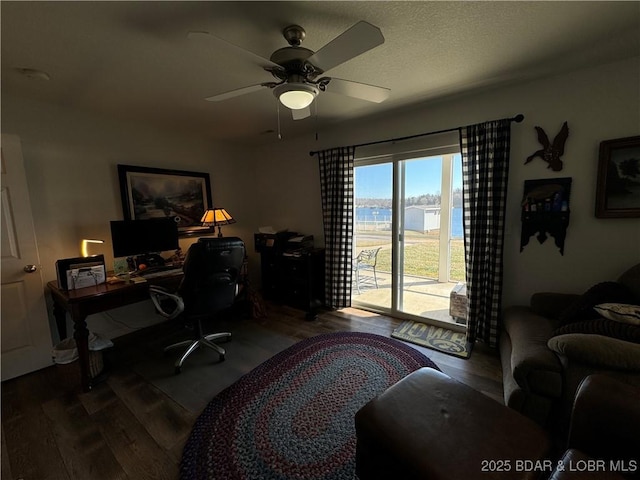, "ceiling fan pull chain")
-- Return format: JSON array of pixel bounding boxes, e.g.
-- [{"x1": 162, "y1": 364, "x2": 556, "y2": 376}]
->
[
  {"x1": 314, "y1": 99, "x2": 319, "y2": 141},
  {"x1": 277, "y1": 100, "x2": 282, "y2": 140}
]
